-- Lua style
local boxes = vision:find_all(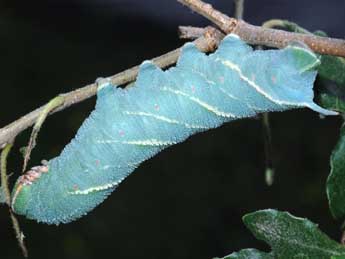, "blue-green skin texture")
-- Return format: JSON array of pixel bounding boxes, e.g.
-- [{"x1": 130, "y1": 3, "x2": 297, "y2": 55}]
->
[{"x1": 11, "y1": 34, "x2": 335, "y2": 225}]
